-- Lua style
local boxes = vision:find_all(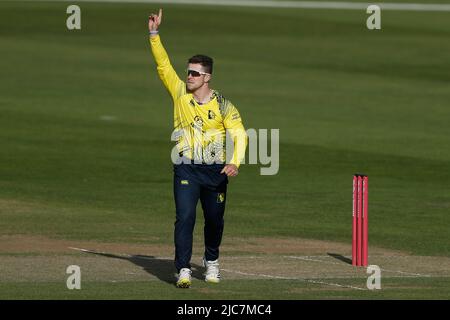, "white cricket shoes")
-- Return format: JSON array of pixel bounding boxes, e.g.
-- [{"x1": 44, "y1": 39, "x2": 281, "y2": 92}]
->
[
  {"x1": 176, "y1": 268, "x2": 192, "y2": 288},
  {"x1": 203, "y1": 257, "x2": 221, "y2": 283}
]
